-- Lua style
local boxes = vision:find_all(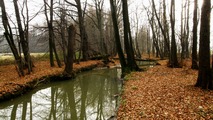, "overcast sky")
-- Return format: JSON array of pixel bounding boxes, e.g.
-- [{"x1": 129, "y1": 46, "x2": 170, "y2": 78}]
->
[{"x1": 1, "y1": 0, "x2": 213, "y2": 47}]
